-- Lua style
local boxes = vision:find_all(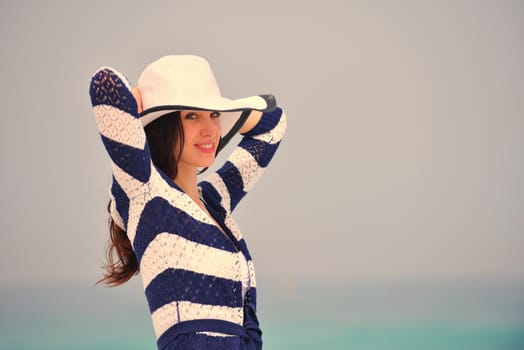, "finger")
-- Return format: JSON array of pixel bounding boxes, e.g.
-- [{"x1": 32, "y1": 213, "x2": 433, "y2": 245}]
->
[{"x1": 132, "y1": 87, "x2": 143, "y2": 113}]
